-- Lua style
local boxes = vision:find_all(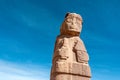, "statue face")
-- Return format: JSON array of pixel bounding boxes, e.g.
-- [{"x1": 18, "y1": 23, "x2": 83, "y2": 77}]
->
[{"x1": 61, "y1": 13, "x2": 82, "y2": 34}]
